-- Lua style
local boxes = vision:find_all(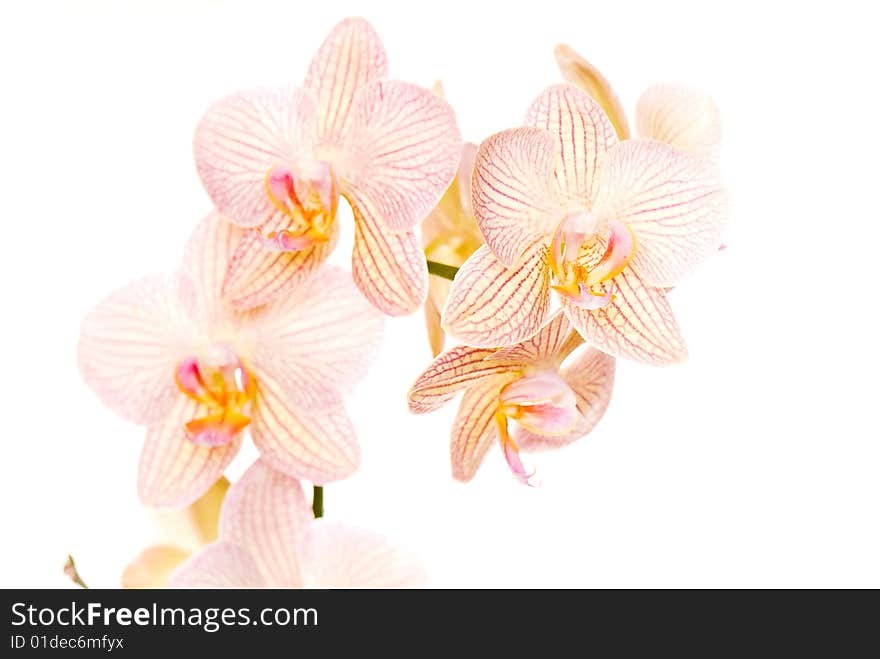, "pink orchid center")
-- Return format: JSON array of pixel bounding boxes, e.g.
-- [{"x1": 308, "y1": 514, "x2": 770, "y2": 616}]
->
[
  {"x1": 262, "y1": 158, "x2": 339, "y2": 252},
  {"x1": 174, "y1": 344, "x2": 257, "y2": 447},
  {"x1": 549, "y1": 212, "x2": 636, "y2": 309}
]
